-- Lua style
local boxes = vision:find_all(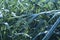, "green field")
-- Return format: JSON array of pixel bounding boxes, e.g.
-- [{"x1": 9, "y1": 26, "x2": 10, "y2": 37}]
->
[{"x1": 0, "y1": 0, "x2": 60, "y2": 40}]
